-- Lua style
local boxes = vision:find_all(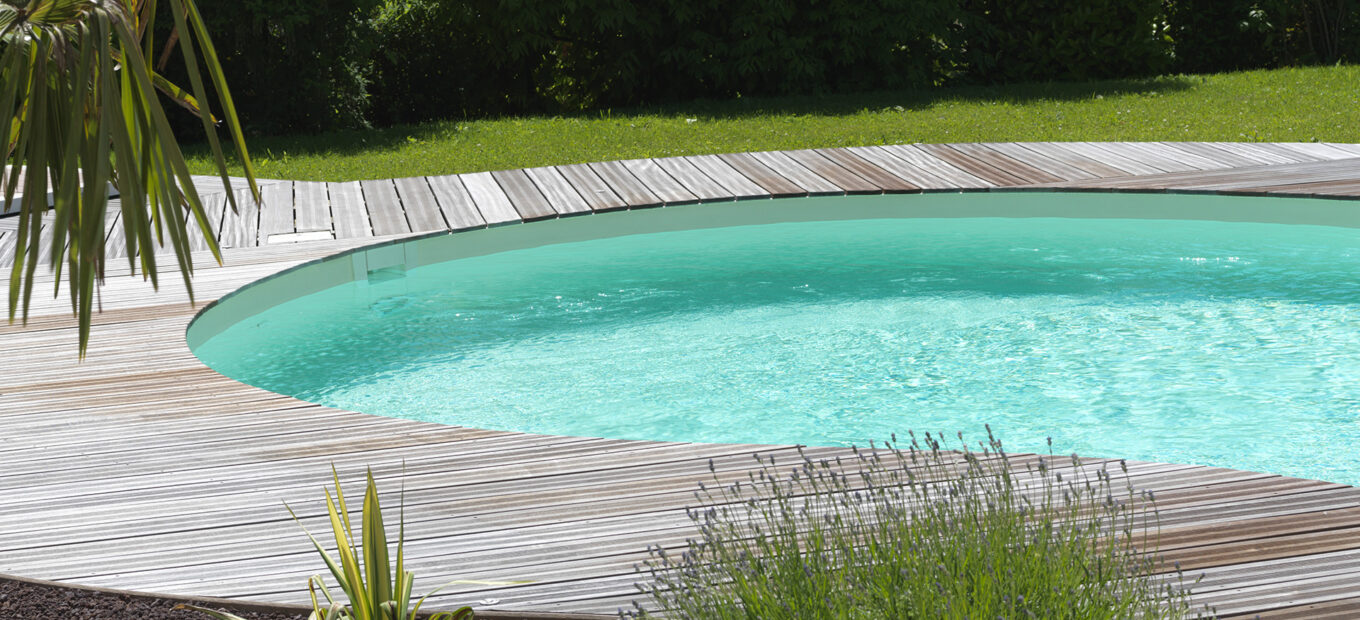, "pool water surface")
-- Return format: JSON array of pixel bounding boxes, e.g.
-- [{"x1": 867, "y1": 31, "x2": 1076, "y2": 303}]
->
[{"x1": 193, "y1": 213, "x2": 1360, "y2": 484}]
